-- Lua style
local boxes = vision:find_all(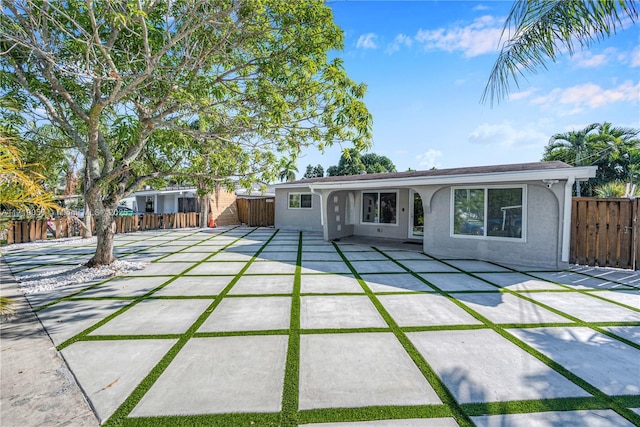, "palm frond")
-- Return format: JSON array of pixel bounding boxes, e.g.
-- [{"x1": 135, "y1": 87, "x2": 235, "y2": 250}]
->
[{"x1": 483, "y1": 0, "x2": 638, "y2": 106}]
